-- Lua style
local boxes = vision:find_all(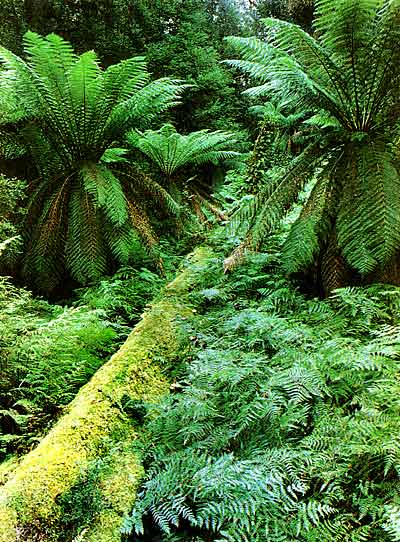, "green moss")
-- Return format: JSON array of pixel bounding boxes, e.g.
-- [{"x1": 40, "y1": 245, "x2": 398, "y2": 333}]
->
[
  {"x1": 57, "y1": 439, "x2": 143, "y2": 542},
  {"x1": 165, "y1": 247, "x2": 215, "y2": 297},
  {"x1": 0, "y1": 247, "x2": 214, "y2": 542},
  {"x1": 82, "y1": 441, "x2": 145, "y2": 542},
  {"x1": 83, "y1": 511, "x2": 124, "y2": 542}
]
